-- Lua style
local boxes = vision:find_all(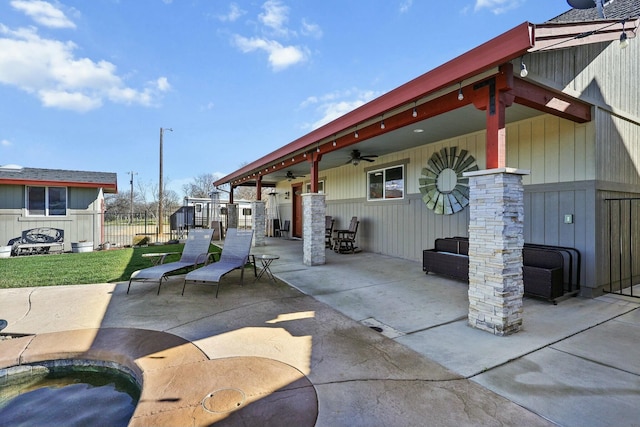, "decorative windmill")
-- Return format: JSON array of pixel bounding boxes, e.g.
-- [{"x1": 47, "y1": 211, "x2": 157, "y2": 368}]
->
[{"x1": 419, "y1": 147, "x2": 478, "y2": 215}]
